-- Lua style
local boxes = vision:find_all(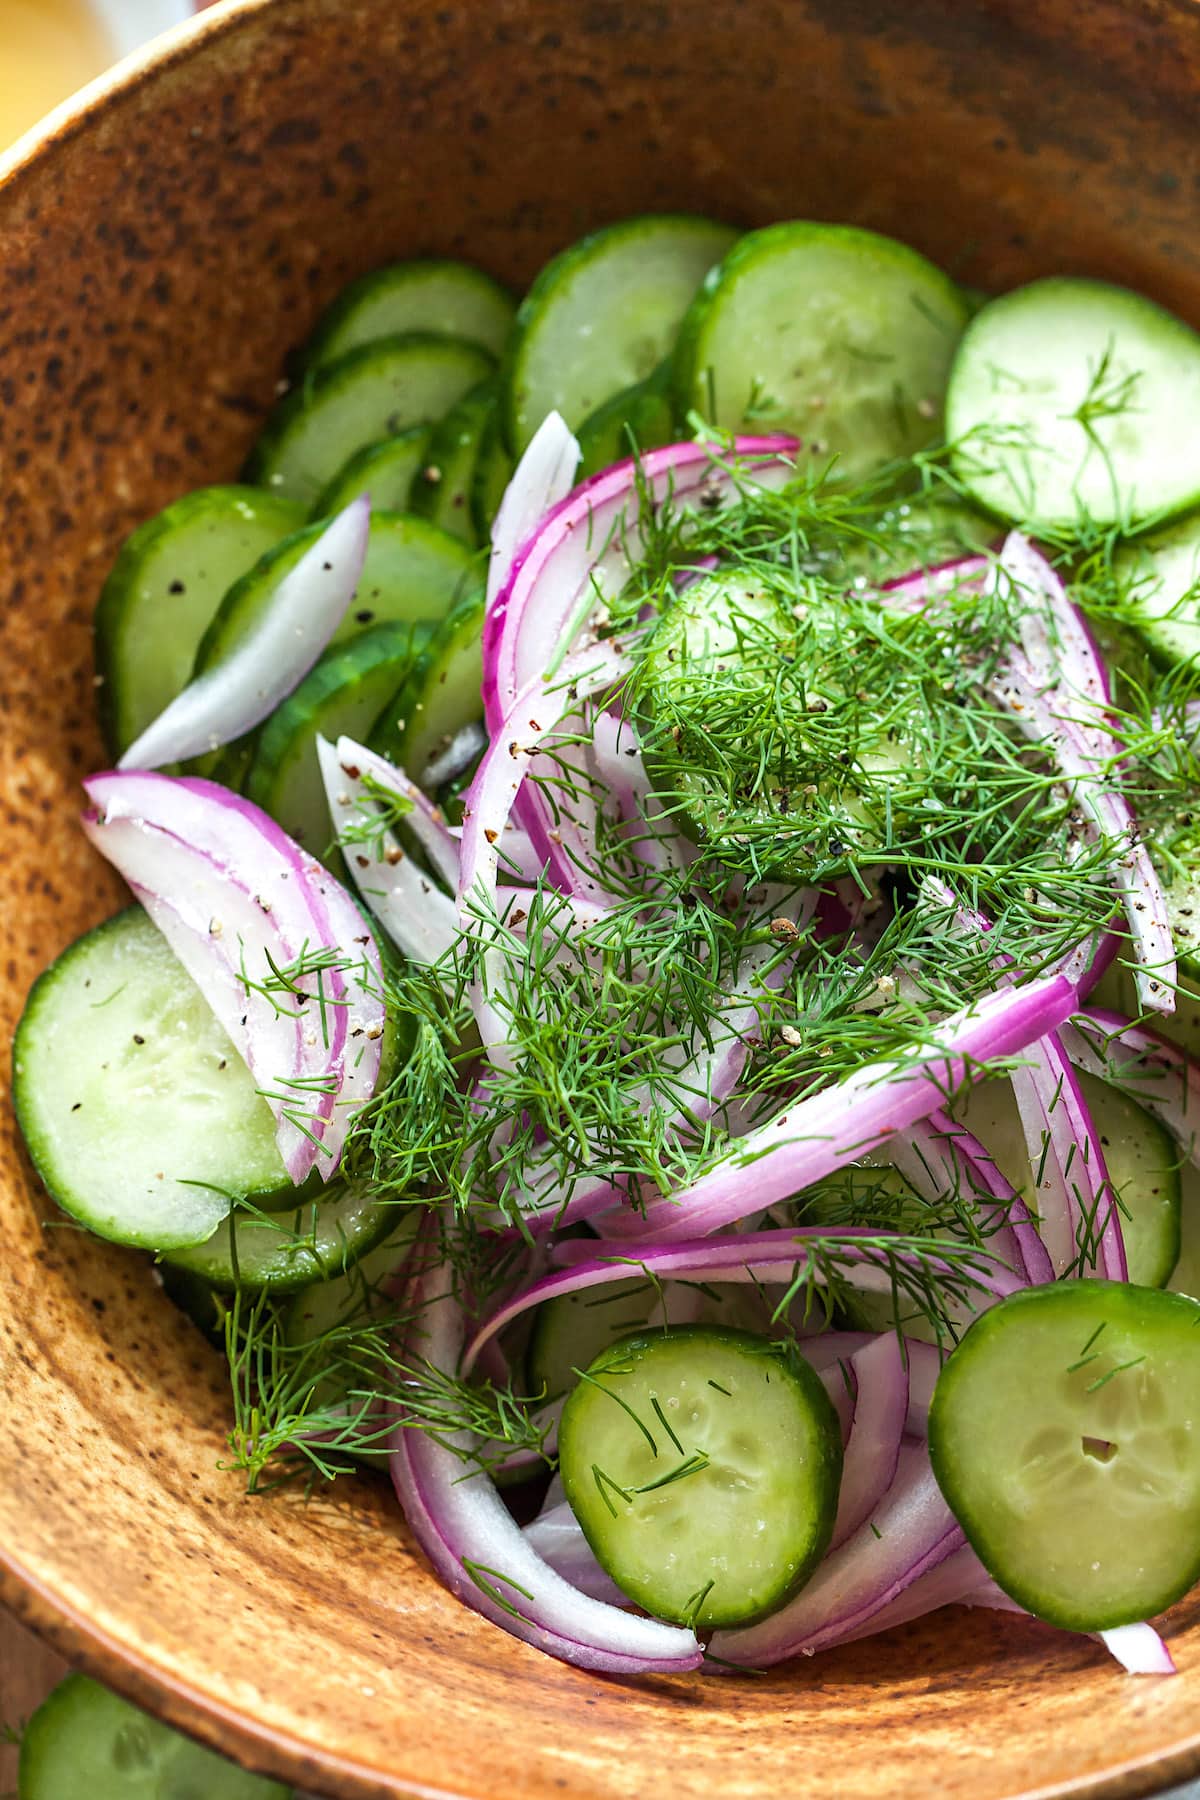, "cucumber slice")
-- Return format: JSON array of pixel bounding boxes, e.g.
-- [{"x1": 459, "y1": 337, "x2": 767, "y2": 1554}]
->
[
  {"x1": 410, "y1": 380, "x2": 497, "y2": 545},
  {"x1": 302, "y1": 259, "x2": 515, "y2": 368},
  {"x1": 1112, "y1": 508, "x2": 1200, "y2": 669},
  {"x1": 945, "y1": 277, "x2": 1200, "y2": 532},
  {"x1": 929, "y1": 1280, "x2": 1200, "y2": 1630},
  {"x1": 957, "y1": 1068, "x2": 1181, "y2": 1286},
  {"x1": 246, "y1": 623, "x2": 429, "y2": 851},
  {"x1": 674, "y1": 221, "x2": 967, "y2": 484},
  {"x1": 558, "y1": 1325, "x2": 842, "y2": 1629},
  {"x1": 309, "y1": 425, "x2": 433, "y2": 522},
  {"x1": 94, "y1": 486, "x2": 303, "y2": 756},
  {"x1": 469, "y1": 403, "x2": 515, "y2": 541},
  {"x1": 12, "y1": 909, "x2": 294, "y2": 1251},
  {"x1": 163, "y1": 1185, "x2": 396, "y2": 1292},
  {"x1": 576, "y1": 362, "x2": 676, "y2": 477},
  {"x1": 195, "y1": 512, "x2": 480, "y2": 673},
  {"x1": 1171, "y1": 1161, "x2": 1200, "y2": 1300},
  {"x1": 246, "y1": 334, "x2": 495, "y2": 508},
  {"x1": 19, "y1": 1673, "x2": 292, "y2": 1800},
  {"x1": 371, "y1": 588, "x2": 484, "y2": 784},
  {"x1": 504, "y1": 214, "x2": 736, "y2": 453}
]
